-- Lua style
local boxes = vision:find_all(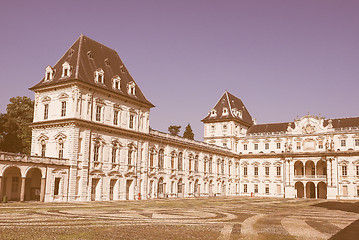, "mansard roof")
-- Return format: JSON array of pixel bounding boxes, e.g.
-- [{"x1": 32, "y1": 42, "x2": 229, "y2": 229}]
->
[
  {"x1": 30, "y1": 34, "x2": 154, "y2": 108},
  {"x1": 247, "y1": 117, "x2": 359, "y2": 134},
  {"x1": 202, "y1": 91, "x2": 253, "y2": 127}
]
